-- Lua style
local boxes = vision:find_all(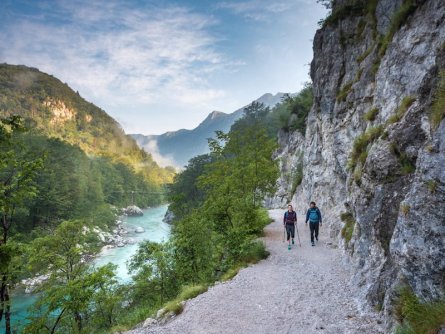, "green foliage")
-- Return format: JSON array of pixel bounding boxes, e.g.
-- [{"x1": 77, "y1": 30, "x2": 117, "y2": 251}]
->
[
  {"x1": 160, "y1": 284, "x2": 209, "y2": 317},
  {"x1": 387, "y1": 96, "x2": 416, "y2": 124},
  {"x1": 0, "y1": 116, "x2": 45, "y2": 334},
  {"x1": 355, "y1": 68, "x2": 364, "y2": 82},
  {"x1": 356, "y1": 19, "x2": 367, "y2": 41},
  {"x1": 238, "y1": 240, "x2": 269, "y2": 264},
  {"x1": 357, "y1": 45, "x2": 374, "y2": 64},
  {"x1": 425, "y1": 180, "x2": 438, "y2": 194},
  {"x1": 172, "y1": 214, "x2": 216, "y2": 284},
  {"x1": 178, "y1": 284, "x2": 209, "y2": 301},
  {"x1": 203, "y1": 115, "x2": 279, "y2": 210},
  {"x1": 378, "y1": 1, "x2": 418, "y2": 58},
  {"x1": 336, "y1": 82, "x2": 353, "y2": 102},
  {"x1": 366, "y1": 0, "x2": 379, "y2": 34},
  {"x1": 0, "y1": 64, "x2": 174, "y2": 186},
  {"x1": 162, "y1": 105, "x2": 277, "y2": 302},
  {"x1": 167, "y1": 154, "x2": 213, "y2": 222},
  {"x1": 371, "y1": 58, "x2": 381, "y2": 76},
  {"x1": 287, "y1": 84, "x2": 313, "y2": 134},
  {"x1": 431, "y1": 71, "x2": 445, "y2": 130},
  {"x1": 162, "y1": 300, "x2": 184, "y2": 316},
  {"x1": 340, "y1": 212, "x2": 356, "y2": 243},
  {"x1": 320, "y1": 1, "x2": 367, "y2": 27},
  {"x1": 395, "y1": 287, "x2": 445, "y2": 334},
  {"x1": 400, "y1": 161, "x2": 416, "y2": 175},
  {"x1": 353, "y1": 168, "x2": 363, "y2": 186},
  {"x1": 4, "y1": 133, "x2": 163, "y2": 237},
  {"x1": 109, "y1": 305, "x2": 156, "y2": 333},
  {"x1": 266, "y1": 83, "x2": 313, "y2": 135},
  {"x1": 363, "y1": 107, "x2": 379, "y2": 122},
  {"x1": 128, "y1": 241, "x2": 178, "y2": 306},
  {"x1": 319, "y1": 0, "x2": 378, "y2": 29},
  {"x1": 25, "y1": 221, "x2": 120, "y2": 333},
  {"x1": 390, "y1": 143, "x2": 416, "y2": 175},
  {"x1": 348, "y1": 125, "x2": 384, "y2": 171},
  {"x1": 220, "y1": 266, "x2": 243, "y2": 282}
]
